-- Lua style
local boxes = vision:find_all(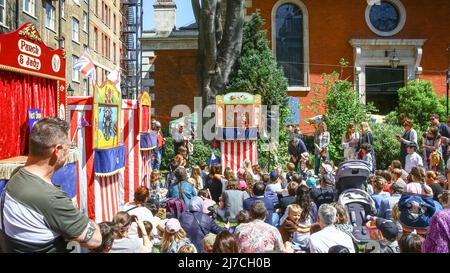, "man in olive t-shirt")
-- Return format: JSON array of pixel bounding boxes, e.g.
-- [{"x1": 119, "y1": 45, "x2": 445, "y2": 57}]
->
[{"x1": 0, "y1": 117, "x2": 101, "y2": 252}]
